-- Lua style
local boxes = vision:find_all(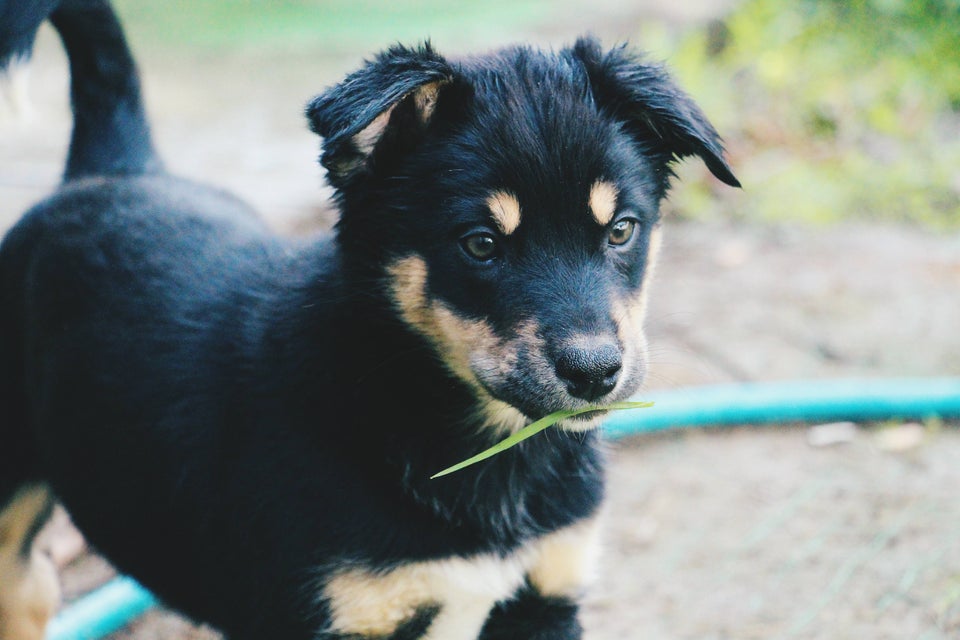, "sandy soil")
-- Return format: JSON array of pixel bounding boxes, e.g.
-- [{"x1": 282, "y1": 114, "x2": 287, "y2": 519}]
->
[{"x1": 3, "y1": 3, "x2": 959, "y2": 639}]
